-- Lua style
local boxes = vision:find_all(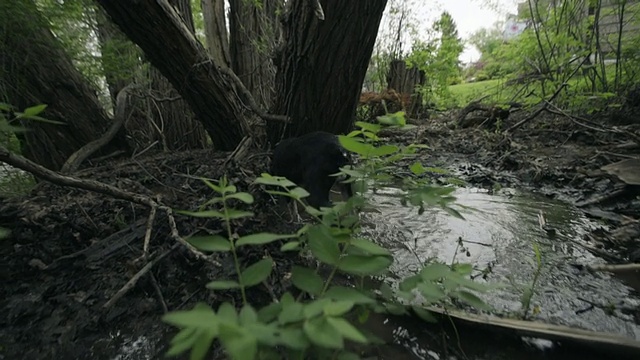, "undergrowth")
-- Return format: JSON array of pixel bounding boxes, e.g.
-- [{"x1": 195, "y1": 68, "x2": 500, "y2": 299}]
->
[{"x1": 164, "y1": 112, "x2": 497, "y2": 360}]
